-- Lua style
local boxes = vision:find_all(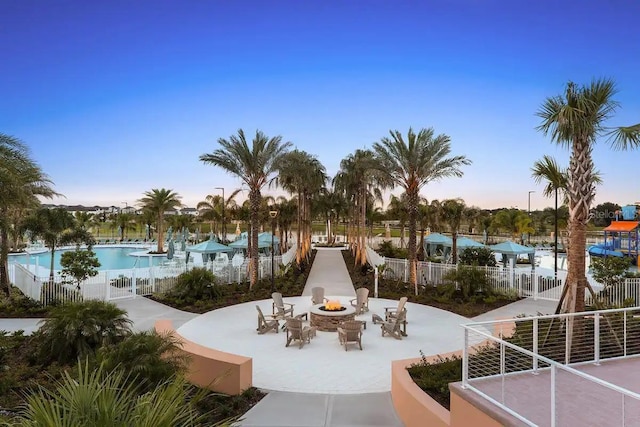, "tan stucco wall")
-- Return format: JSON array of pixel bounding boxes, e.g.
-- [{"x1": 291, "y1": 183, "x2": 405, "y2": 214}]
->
[
  {"x1": 155, "y1": 319, "x2": 252, "y2": 395},
  {"x1": 391, "y1": 356, "x2": 453, "y2": 427}
]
